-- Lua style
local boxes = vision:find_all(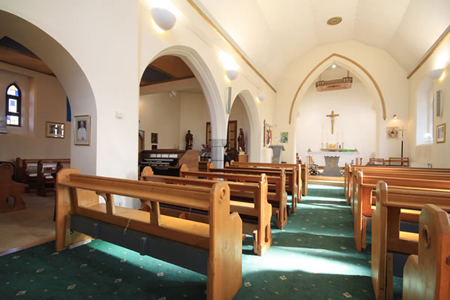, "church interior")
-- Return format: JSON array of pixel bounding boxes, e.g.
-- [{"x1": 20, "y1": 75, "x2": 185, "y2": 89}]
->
[{"x1": 0, "y1": 1, "x2": 449, "y2": 299}]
